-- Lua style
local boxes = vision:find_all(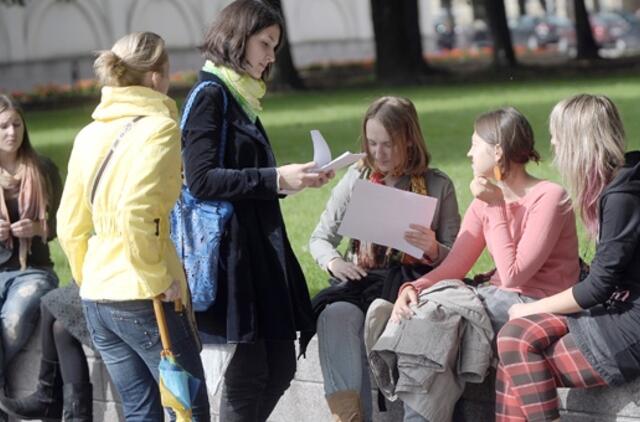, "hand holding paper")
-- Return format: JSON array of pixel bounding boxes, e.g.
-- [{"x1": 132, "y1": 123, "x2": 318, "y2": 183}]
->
[
  {"x1": 337, "y1": 180, "x2": 438, "y2": 258},
  {"x1": 278, "y1": 161, "x2": 331, "y2": 194},
  {"x1": 311, "y1": 130, "x2": 365, "y2": 172}
]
